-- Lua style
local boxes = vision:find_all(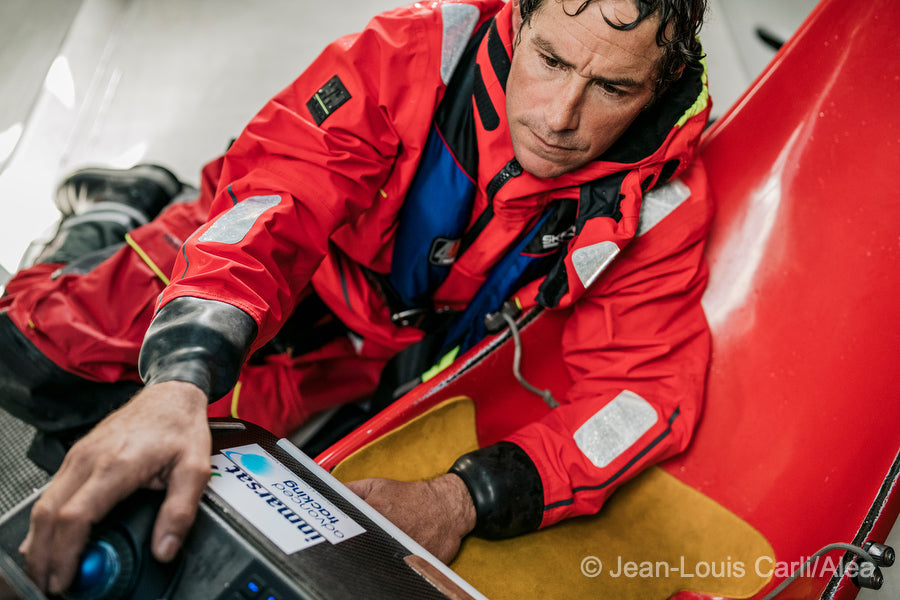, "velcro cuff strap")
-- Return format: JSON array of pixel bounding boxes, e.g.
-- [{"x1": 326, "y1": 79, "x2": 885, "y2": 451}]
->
[
  {"x1": 139, "y1": 297, "x2": 257, "y2": 400},
  {"x1": 449, "y1": 441, "x2": 544, "y2": 539}
]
